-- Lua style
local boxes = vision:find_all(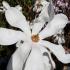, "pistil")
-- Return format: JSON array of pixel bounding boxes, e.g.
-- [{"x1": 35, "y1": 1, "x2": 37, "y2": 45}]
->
[{"x1": 31, "y1": 34, "x2": 39, "y2": 42}]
